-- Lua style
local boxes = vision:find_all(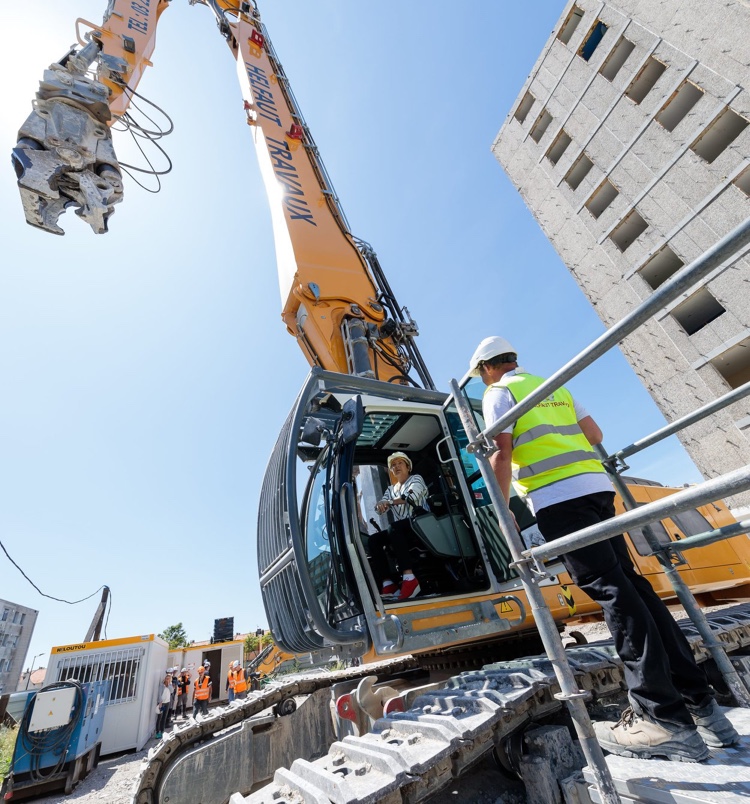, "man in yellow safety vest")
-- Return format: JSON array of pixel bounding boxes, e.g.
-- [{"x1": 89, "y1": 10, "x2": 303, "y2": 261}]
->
[{"x1": 469, "y1": 336, "x2": 737, "y2": 762}]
